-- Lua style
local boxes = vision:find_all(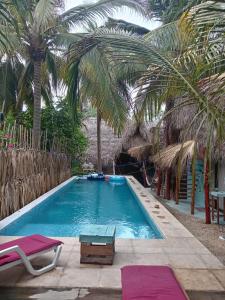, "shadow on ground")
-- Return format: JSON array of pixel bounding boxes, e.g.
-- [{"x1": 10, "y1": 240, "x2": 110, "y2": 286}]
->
[{"x1": 1, "y1": 288, "x2": 225, "y2": 300}]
